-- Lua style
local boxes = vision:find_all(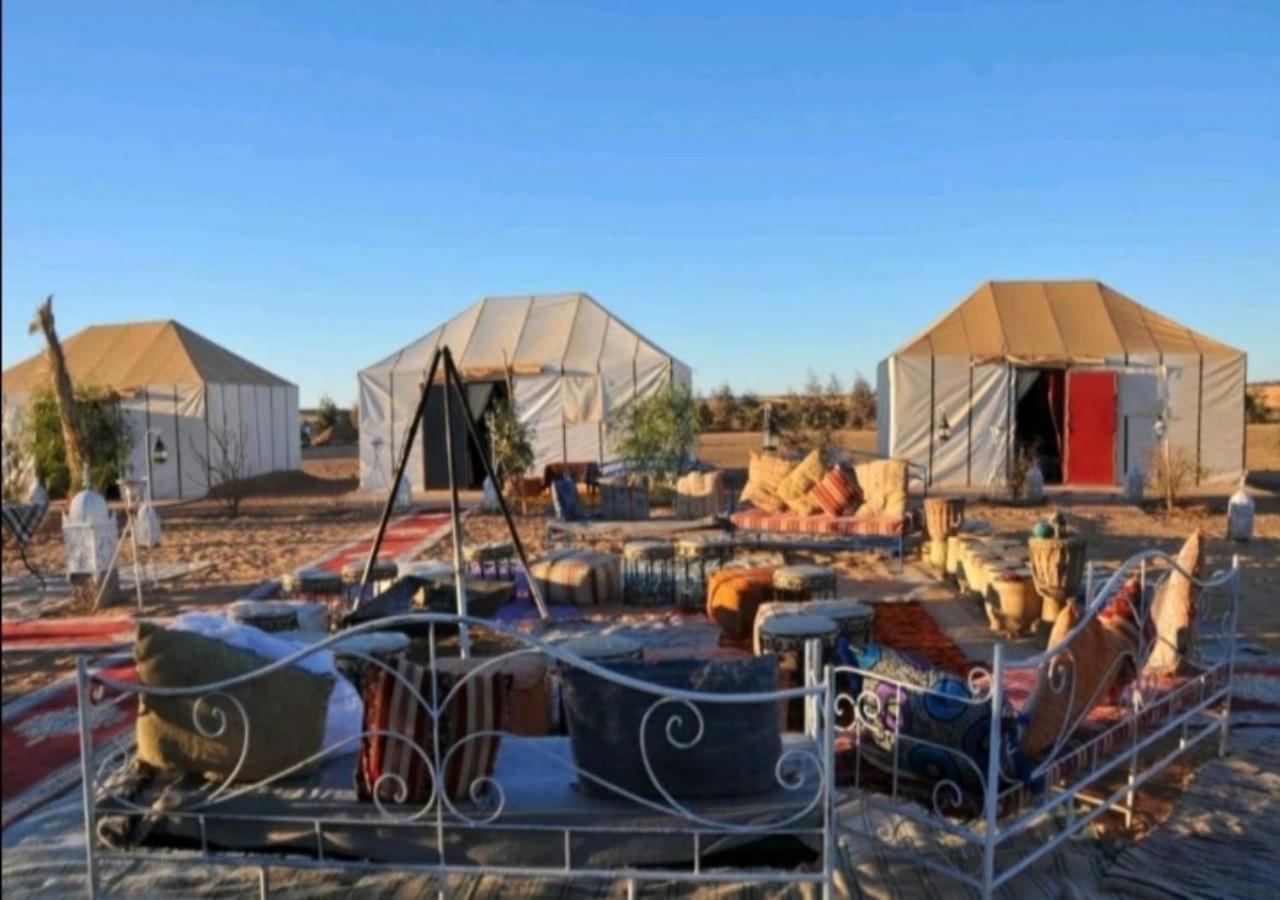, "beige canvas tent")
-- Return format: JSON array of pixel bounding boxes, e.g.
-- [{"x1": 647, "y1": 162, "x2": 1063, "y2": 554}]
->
[
  {"x1": 358, "y1": 293, "x2": 691, "y2": 492},
  {"x1": 2, "y1": 320, "x2": 301, "y2": 499},
  {"x1": 876, "y1": 281, "x2": 1246, "y2": 489}
]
